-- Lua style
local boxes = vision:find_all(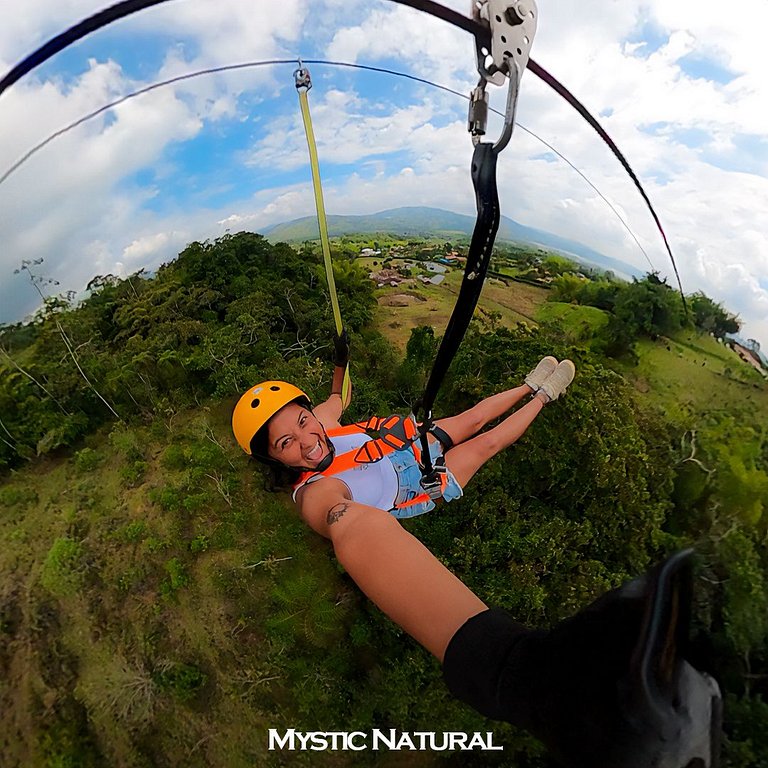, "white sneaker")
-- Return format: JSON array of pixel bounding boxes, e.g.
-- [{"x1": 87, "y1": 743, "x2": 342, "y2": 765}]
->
[
  {"x1": 525, "y1": 356, "x2": 558, "y2": 392},
  {"x1": 539, "y1": 360, "x2": 576, "y2": 402}
]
